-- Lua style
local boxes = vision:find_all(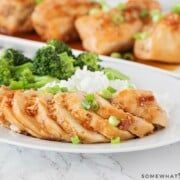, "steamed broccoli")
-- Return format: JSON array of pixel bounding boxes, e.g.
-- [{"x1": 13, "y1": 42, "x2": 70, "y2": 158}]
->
[
  {"x1": 48, "y1": 40, "x2": 73, "y2": 56},
  {"x1": 75, "y1": 52, "x2": 102, "y2": 71},
  {"x1": 33, "y1": 41, "x2": 75, "y2": 80},
  {"x1": 0, "y1": 58, "x2": 12, "y2": 86},
  {"x1": 2, "y1": 48, "x2": 32, "y2": 66}
]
